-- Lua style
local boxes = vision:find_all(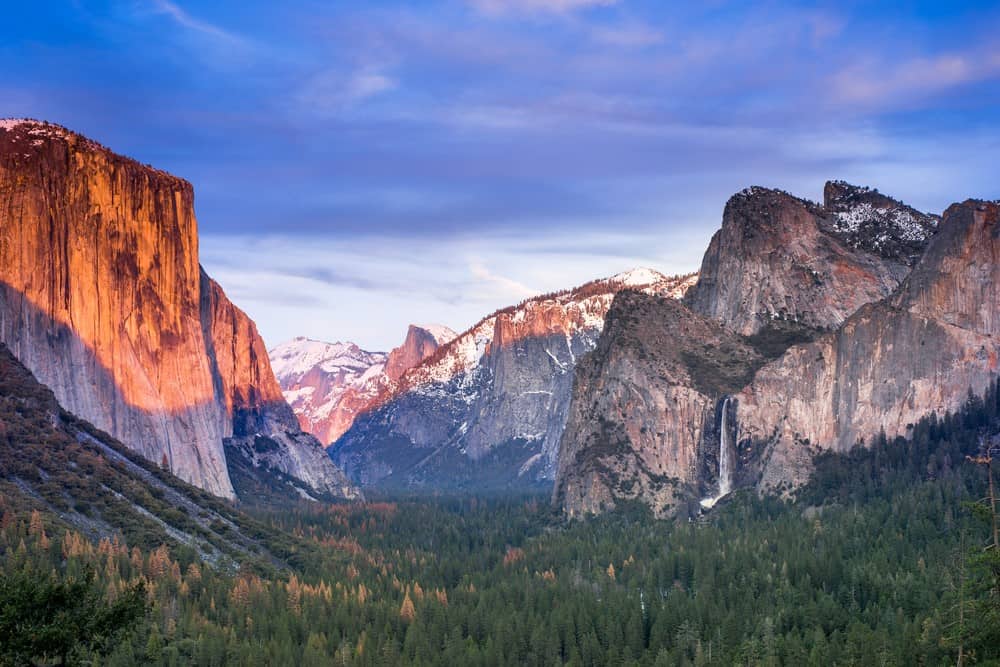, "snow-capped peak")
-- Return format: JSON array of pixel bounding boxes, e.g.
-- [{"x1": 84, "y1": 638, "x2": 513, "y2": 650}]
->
[
  {"x1": 0, "y1": 119, "x2": 77, "y2": 141},
  {"x1": 608, "y1": 267, "x2": 668, "y2": 287},
  {"x1": 269, "y1": 337, "x2": 386, "y2": 382},
  {"x1": 416, "y1": 323, "x2": 458, "y2": 345}
]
